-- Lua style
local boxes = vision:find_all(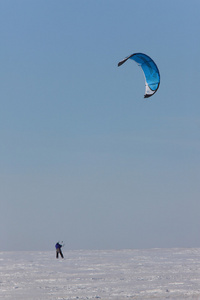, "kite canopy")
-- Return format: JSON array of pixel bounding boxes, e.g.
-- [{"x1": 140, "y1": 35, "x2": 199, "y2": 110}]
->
[{"x1": 118, "y1": 53, "x2": 160, "y2": 98}]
